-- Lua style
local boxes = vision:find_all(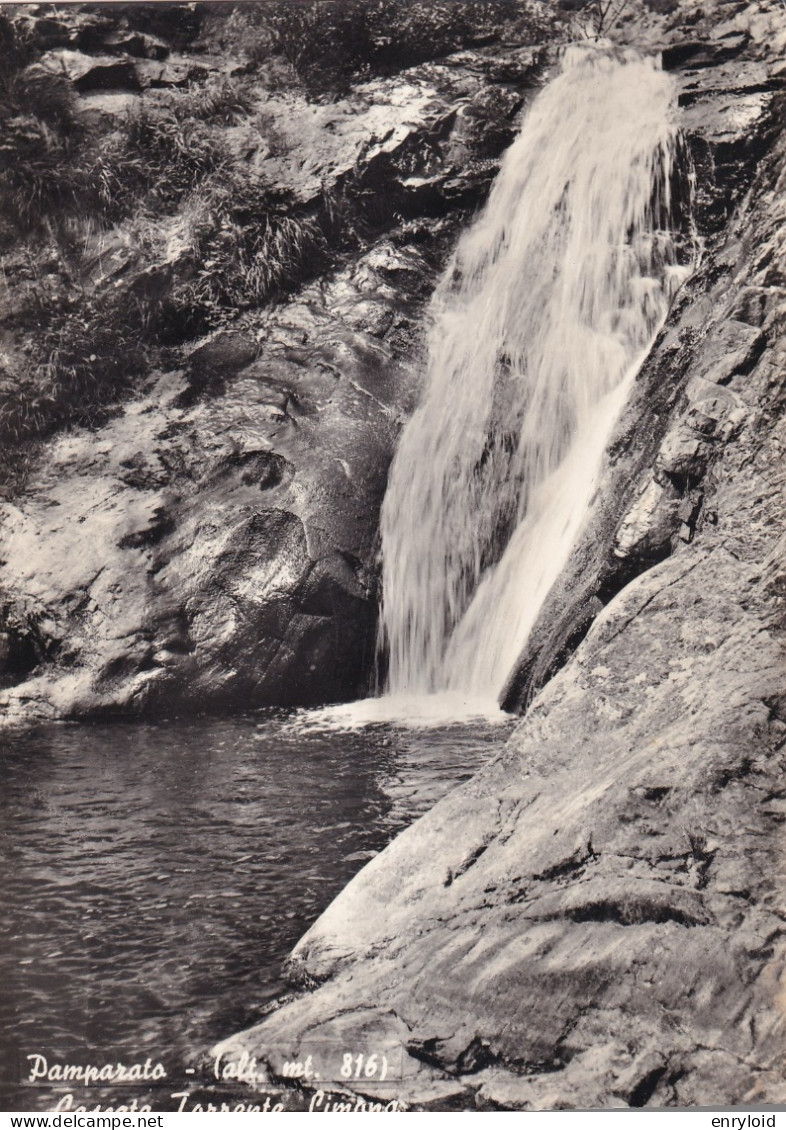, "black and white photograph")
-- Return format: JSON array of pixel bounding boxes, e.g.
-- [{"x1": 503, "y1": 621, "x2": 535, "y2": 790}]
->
[{"x1": 0, "y1": 0, "x2": 784, "y2": 1115}]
